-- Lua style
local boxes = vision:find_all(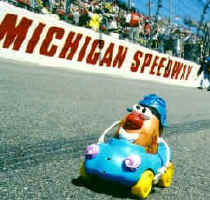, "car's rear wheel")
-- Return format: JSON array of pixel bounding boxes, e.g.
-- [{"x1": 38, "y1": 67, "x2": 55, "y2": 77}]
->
[
  {"x1": 79, "y1": 161, "x2": 92, "y2": 182},
  {"x1": 158, "y1": 162, "x2": 174, "y2": 188},
  {"x1": 131, "y1": 170, "x2": 154, "y2": 199}
]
